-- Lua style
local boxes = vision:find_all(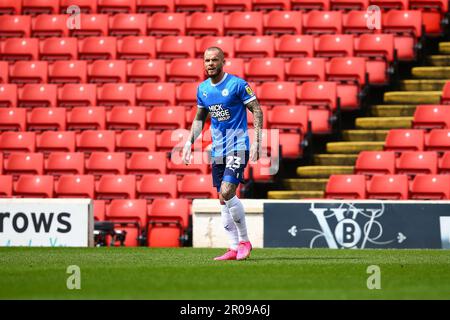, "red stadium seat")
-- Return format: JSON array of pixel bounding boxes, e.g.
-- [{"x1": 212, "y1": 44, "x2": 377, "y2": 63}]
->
[
  {"x1": 70, "y1": 14, "x2": 108, "y2": 38},
  {"x1": 327, "y1": 57, "x2": 366, "y2": 110},
  {"x1": 382, "y1": 10, "x2": 422, "y2": 60},
  {"x1": 286, "y1": 58, "x2": 326, "y2": 82},
  {"x1": 31, "y1": 14, "x2": 68, "y2": 38},
  {"x1": 76, "y1": 130, "x2": 116, "y2": 153},
  {"x1": 396, "y1": 151, "x2": 438, "y2": 176},
  {"x1": 0, "y1": 15, "x2": 31, "y2": 38},
  {"x1": 214, "y1": 0, "x2": 252, "y2": 12},
  {"x1": 86, "y1": 152, "x2": 126, "y2": 175},
  {"x1": 116, "y1": 131, "x2": 156, "y2": 153},
  {"x1": 275, "y1": 35, "x2": 314, "y2": 59},
  {"x1": 0, "y1": 175, "x2": 13, "y2": 197},
  {"x1": 367, "y1": 174, "x2": 409, "y2": 199},
  {"x1": 325, "y1": 174, "x2": 366, "y2": 199},
  {"x1": 67, "y1": 107, "x2": 106, "y2": 131},
  {"x1": 263, "y1": 10, "x2": 302, "y2": 36},
  {"x1": 178, "y1": 174, "x2": 217, "y2": 199},
  {"x1": 439, "y1": 151, "x2": 450, "y2": 174},
  {"x1": 137, "y1": 0, "x2": 174, "y2": 13},
  {"x1": 354, "y1": 151, "x2": 396, "y2": 176},
  {"x1": 224, "y1": 11, "x2": 263, "y2": 36},
  {"x1": 0, "y1": 38, "x2": 39, "y2": 62},
  {"x1": 18, "y1": 84, "x2": 57, "y2": 108},
  {"x1": 245, "y1": 58, "x2": 285, "y2": 82},
  {"x1": 54, "y1": 175, "x2": 94, "y2": 198},
  {"x1": 136, "y1": 83, "x2": 176, "y2": 106},
  {"x1": 331, "y1": 0, "x2": 369, "y2": 10},
  {"x1": 174, "y1": 0, "x2": 213, "y2": 13},
  {"x1": 176, "y1": 82, "x2": 201, "y2": 106},
  {"x1": 257, "y1": 82, "x2": 296, "y2": 106},
  {"x1": 36, "y1": 131, "x2": 76, "y2": 153},
  {"x1": 157, "y1": 129, "x2": 190, "y2": 153},
  {"x1": 247, "y1": 105, "x2": 269, "y2": 129},
  {"x1": 0, "y1": 0, "x2": 22, "y2": 15},
  {"x1": 268, "y1": 105, "x2": 308, "y2": 133},
  {"x1": 58, "y1": 84, "x2": 97, "y2": 107},
  {"x1": 244, "y1": 155, "x2": 278, "y2": 182},
  {"x1": 147, "y1": 13, "x2": 186, "y2": 37},
  {"x1": 105, "y1": 199, "x2": 147, "y2": 247},
  {"x1": 371, "y1": 0, "x2": 408, "y2": 10},
  {"x1": 27, "y1": 107, "x2": 66, "y2": 131},
  {"x1": 147, "y1": 198, "x2": 190, "y2": 247},
  {"x1": 97, "y1": 83, "x2": 136, "y2": 107},
  {"x1": 413, "y1": 105, "x2": 450, "y2": 130},
  {"x1": 235, "y1": 35, "x2": 275, "y2": 59},
  {"x1": 147, "y1": 106, "x2": 186, "y2": 130},
  {"x1": 279, "y1": 131, "x2": 304, "y2": 158},
  {"x1": 126, "y1": 152, "x2": 167, "y2": 175},
  {"x1": 291, "y1": 0, "x2": 330, "y2": 10},
  {"x1": 166, "y1": 59, "x2": 205, "y2": 83},
  {"x1": 98, "y1": 0, "x2": 136, "y2": 13},
  {"x1": 425, "y1": 129, "x2": 450, "y2": 153},
  {"x1": 45, "y1": 152, "x2": 85, "y2": 175},
  {"x1": 410, "y1": 174, "x2": 450, "y2": 199},
  {"x1": 410, "y1": 0, "x2": 448, "y2": 34},
  {"x1": 253, "y1": 0, "x2": 291, "y2": 11},
  {"x1": 354, "y1": 34, "x2": 395, "y2": 84},
  {"x1": 127, "y1": 59, "x2": 166, "y2": 83},
  {"x1": 343, "y1": 10, "x2": 376, "y2": 35},
  {"x1": 0, "y1": 108, "x2": 26, "y2": 131},
  {"x1": 117, "y1": 36, "x2": 156, "y2": 60},
  {"x1": 88, "y1": 60, "x2": 127, "y2": 84},
  {"x1": 4, "y1": 153, "x2": 44, "y2": 176},
  {"x1": 384, "y1": 129, "x2": 425, "y2": 152},
  {"x1": 303, "y1": 11, "x2": 342, "y2": 35},
  {"x1": 48, "y1": 60, "x2": 87, "y2": 84},
  {"x1": 10, "y1": 61, "x2": 48, "y2": 85},
  {"x1": 0, "y1": 84, "x2": 18, "y2": 108},
  {"x1": 60, "y1": 0, "x2": 96, "y2": 13},
  {"x1": 106, "y1": 106, "x2": 146, "y2": 130},
  {"x1": 0, "y1": 62, "x2": 8, "y2": 83},
  {"x1": 96, "y1": 175, "x2": 136, "y2": 199},
  {"x1": 186, "y1": 12, "x2": 224, "y2": 36},
  {"x1": 156, "y1": 36, "x2": 196, "y2": 59},
  {"x1": 441, "y1": 81, "x2": 450, "y2": 105},
  {"x1": 137, "y1": 174, "x2": 178, "y2": 199},
  {"x1": 21, "y1": 0, "x2": 59, "y2": 14},
  {"x1": 315, "y1": 34, "x2": 354, "y2": 58},
  {"x1": 196, "y1": 36, "x2": 235, "y2": 58},
  {"x1": 14, "y1": 175, "x2": 54, "y2": 198},
  {"x1": 167, "y1": 150, "x2": 209, "y2": 174},
  {"x1": 39, "y1": 37, "x2": 78, "y2": 61},
  {"x1": 78, "y1": 37, "x2": 116, "y2": 60},
  {"x1": 93, "y1": 200, "x2": 106, "y2": 222},
  {"x1": 223, "y1": 59, "x2": 245, "y2": 78}
]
